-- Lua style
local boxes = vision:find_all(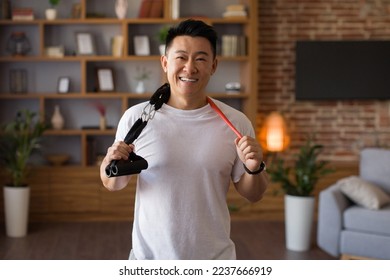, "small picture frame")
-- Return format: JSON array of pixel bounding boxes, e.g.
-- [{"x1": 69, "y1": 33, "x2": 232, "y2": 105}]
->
[
  {"x1": 57, "y1": 77, "x2": 70, "y2": 93},
  {"x1": 96, "y1": 68, "x2": 115, "y2": 92},
  {"x1": 75, "y1": 32, "x2": 96, "y2": 55},
  {"x1": 133, "y1": 35, "x2": 150, "y2": 56}
]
